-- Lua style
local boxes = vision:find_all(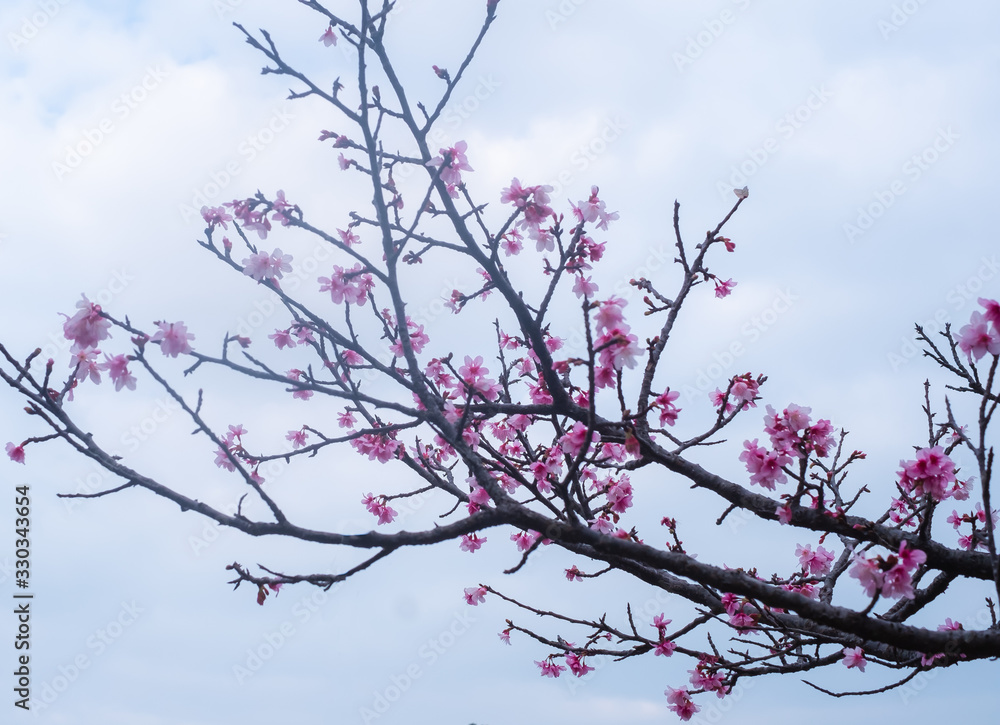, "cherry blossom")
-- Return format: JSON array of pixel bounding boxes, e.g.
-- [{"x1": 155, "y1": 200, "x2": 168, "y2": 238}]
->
[
  {"x1": 957, "y1": 309, "x2": 1000, "y2": 361},
  {"x1": 463, "y1": 586, "x2": 487, "y2": 605},
  {"x1": 319, "y1": 24, "x2": 337, "y2": 46},
  {"x1": 426, "y1": 140, "x2": 473, "y2": 186},
  {"x1": 841, "y1": 647, "x2": 867, "y2": 671},
  {"x1": 98, "y1": 353, "x2": 136, "y2": 391},
  {"x1": 151, "y1": 321, "x2": 194, "y2": 357},
  {"x1": 6, "y1": 442, "x2": 25, "y2": 464},
  {"x1": 242, "y1": 249, "x2": 293, "y2": 283},
  {"x1": 62, "y1": 295, "x2": 111, "y2": 351},
  {"x1": 459, "y1": 533, "x2": 486, "y2": 552},
  {"x1": 713, "y1": 278, "x2": 736, "y2": 298}
]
